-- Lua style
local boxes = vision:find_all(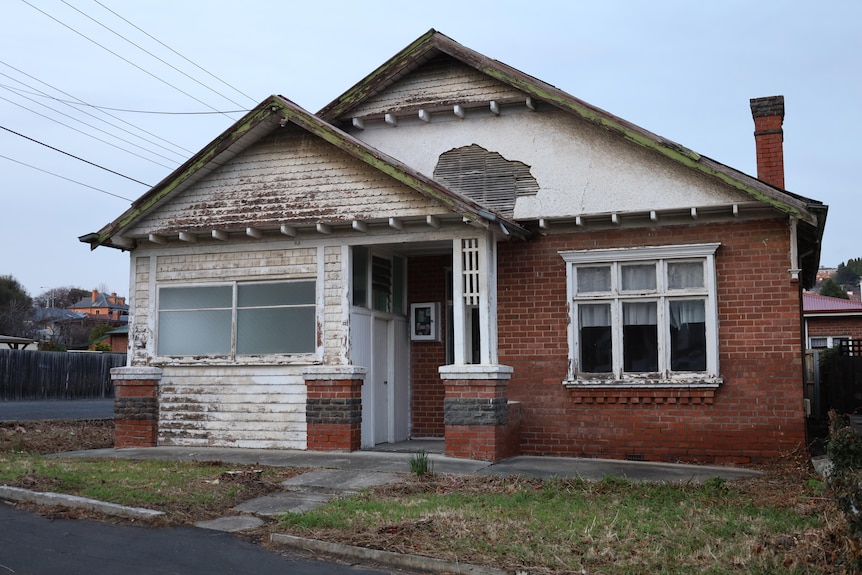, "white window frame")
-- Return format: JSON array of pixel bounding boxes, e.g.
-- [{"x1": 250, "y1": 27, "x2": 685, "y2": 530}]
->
[
  {"x1": 155, "y1": 279, "x2": 317, "y2": 361},
  {"x1": 560, "y1": 243, "x2": 721, "y2": 387},
  {"x1": 808, "y1": 335, "x2": 850, "y2": 350}
]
